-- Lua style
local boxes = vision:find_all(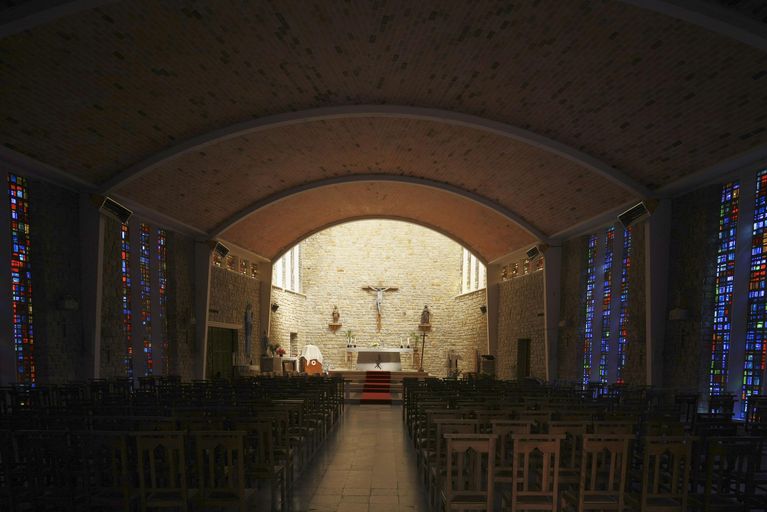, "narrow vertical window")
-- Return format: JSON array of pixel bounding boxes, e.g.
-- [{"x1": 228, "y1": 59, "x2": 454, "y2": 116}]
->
[
  {"x1": 616, "y1": 227, "x2": 632, "y2": 384},
  {"x1": 598, "y1": 227, "x2": 615, "y2": 385},
  {"x1": 157, "y1": 229, "x2": 168, "y2": 376},
  {"x1": 582, "y1": 234, "x2": 598, "y2": 387},
  {"x1": 120, "y1": 223, "x2": 133, "y2": 378},
  {"x1": 8, "y1": 174, "x2": 35, "y2": 385},
  {"x1": 743, "y1": 169, "x2": 767, "y2": 411},
  {"x1": 710, "y1": 181, "x2": 740, "y2": 396},
  {"x1": 139, "y1": 223, "x2": 152, "y2": 375}
]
